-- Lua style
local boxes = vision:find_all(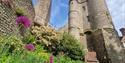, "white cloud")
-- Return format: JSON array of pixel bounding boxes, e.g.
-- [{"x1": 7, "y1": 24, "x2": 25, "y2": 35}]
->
[{"x1": 106, "y1": 0, "x2": 125, "y2": 36}]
